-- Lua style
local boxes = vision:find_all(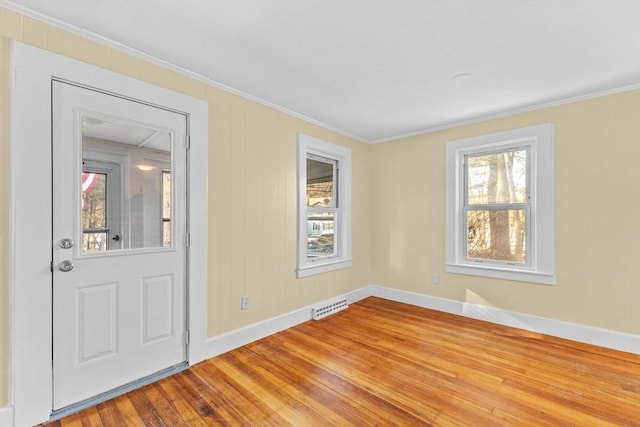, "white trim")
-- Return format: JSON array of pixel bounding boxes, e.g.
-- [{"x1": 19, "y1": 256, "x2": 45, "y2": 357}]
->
[
  {"x1": 0, "y1": 407, "x2": 14, "y2": 427},
  {"x1": 206, "y1": 286, "x2": 371, "y2": 358},
  {"x1": 297, "y1": 134, "x2": 352, "y2": 278},
  {"x1": 370, "y1": 285, "x2": 640, "y2": 355},
  {"x1": 10, "y1": 41, "x2": 207, "y2": 427},
  {"x1": 206, "y1": 284, "x2": 640, "y2": 361},
  {"x1": 297, "y1": 259, "x2": 353, "y2": 278}
]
